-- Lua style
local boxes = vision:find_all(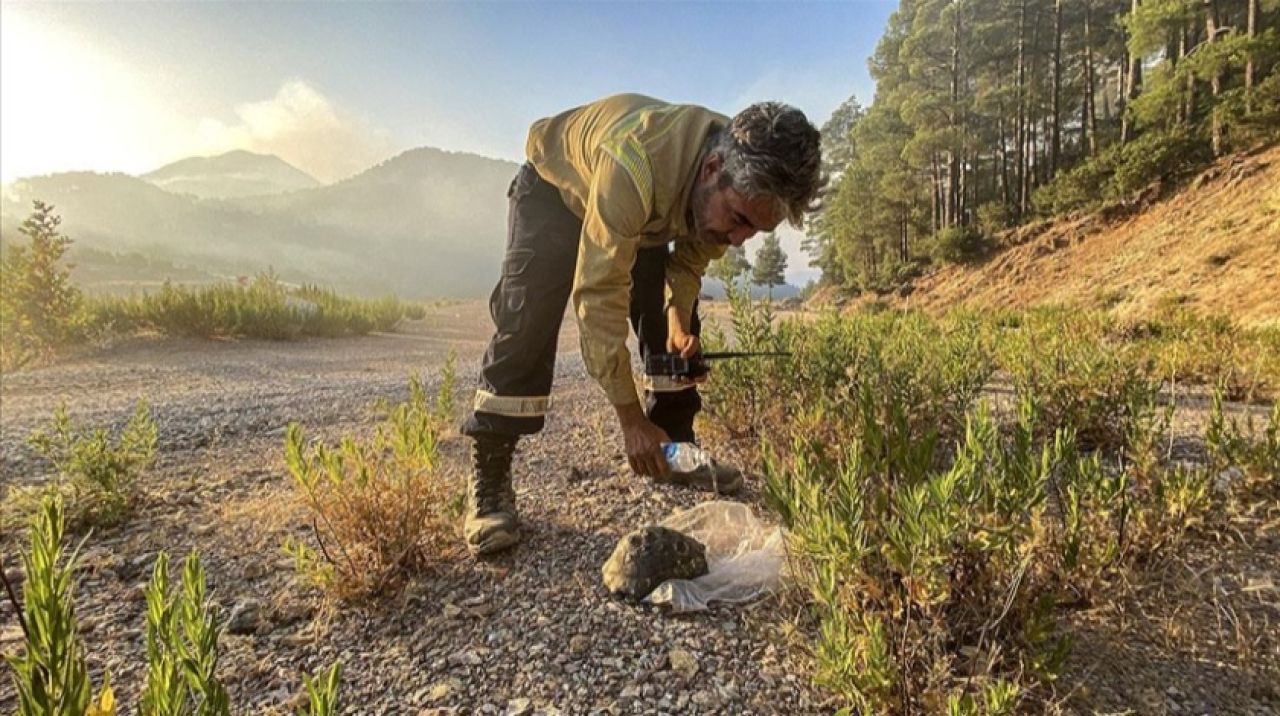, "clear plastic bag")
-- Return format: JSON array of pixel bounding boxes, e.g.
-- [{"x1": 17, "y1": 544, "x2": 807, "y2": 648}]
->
[{"x1": 644, "y1": 500, "x2": 786, "y2": 613}]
